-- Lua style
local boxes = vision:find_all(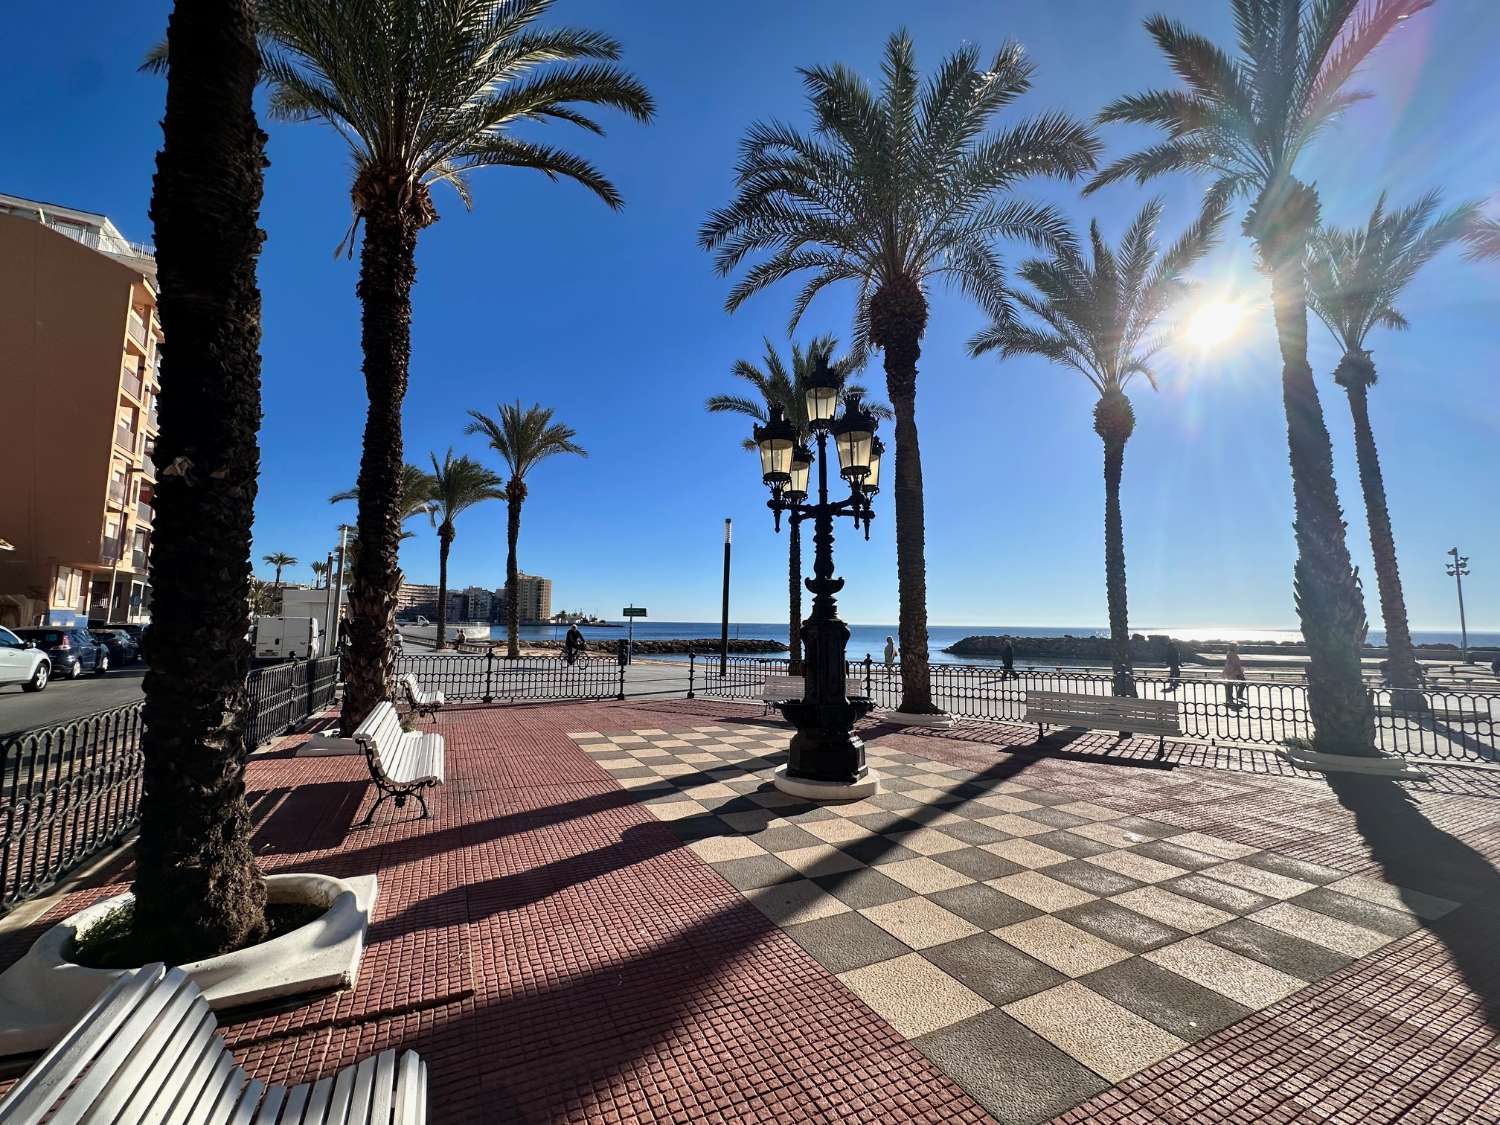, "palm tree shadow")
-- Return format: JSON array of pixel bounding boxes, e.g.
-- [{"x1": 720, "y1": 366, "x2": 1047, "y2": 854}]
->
[{"x1": 1326, "y1": 774, "x2": 1500, "y2": 1032}]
